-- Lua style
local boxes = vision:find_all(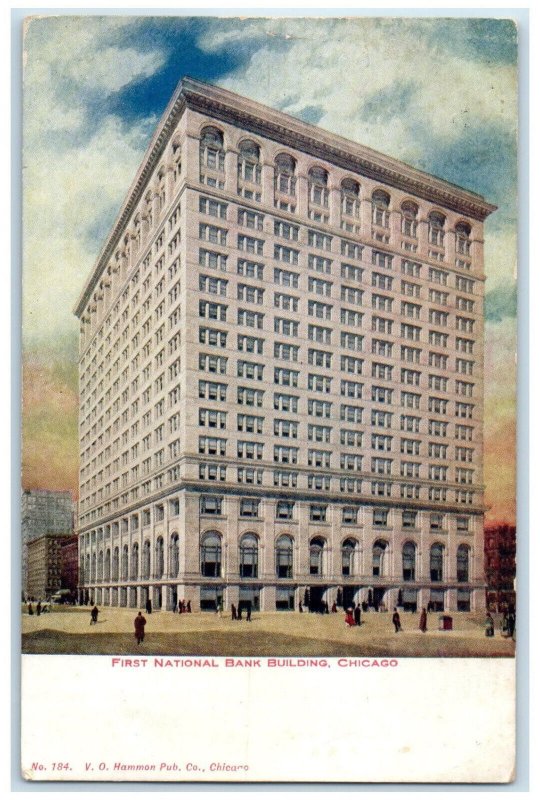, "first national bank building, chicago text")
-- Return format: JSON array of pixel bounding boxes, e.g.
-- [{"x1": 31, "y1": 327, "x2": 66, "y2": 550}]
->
[{"x1": 75, "y1": 78, "x2": 496, "y2": 614}]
